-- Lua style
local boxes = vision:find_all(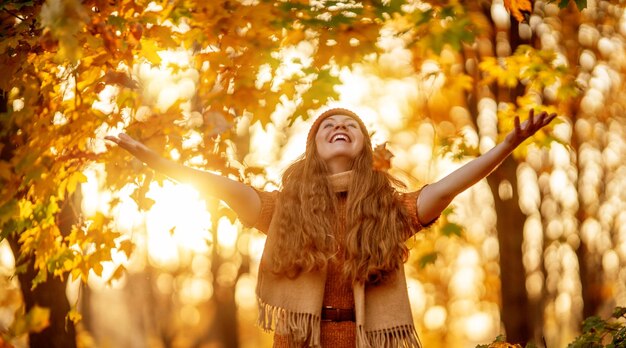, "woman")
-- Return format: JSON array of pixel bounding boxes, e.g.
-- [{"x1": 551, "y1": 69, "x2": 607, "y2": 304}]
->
[{"x1": 106, "y1": 107, "x2": 556, "y2": 347}]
